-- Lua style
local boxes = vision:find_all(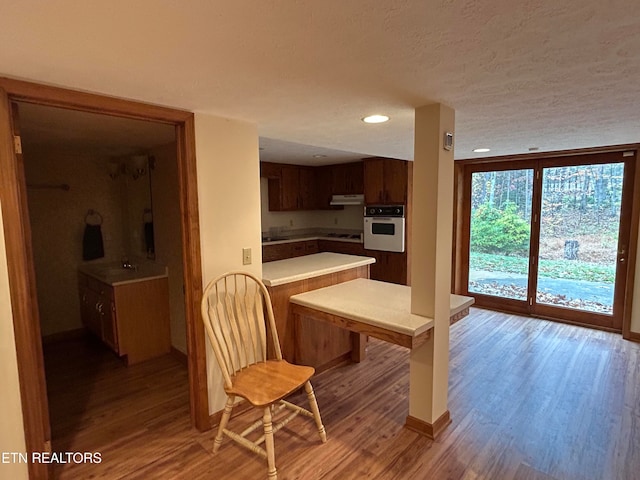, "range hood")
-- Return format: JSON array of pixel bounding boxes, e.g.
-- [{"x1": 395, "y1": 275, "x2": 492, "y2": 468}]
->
[{"x1": 330, "y1": 194, "x2": 365, "y2": 206}]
